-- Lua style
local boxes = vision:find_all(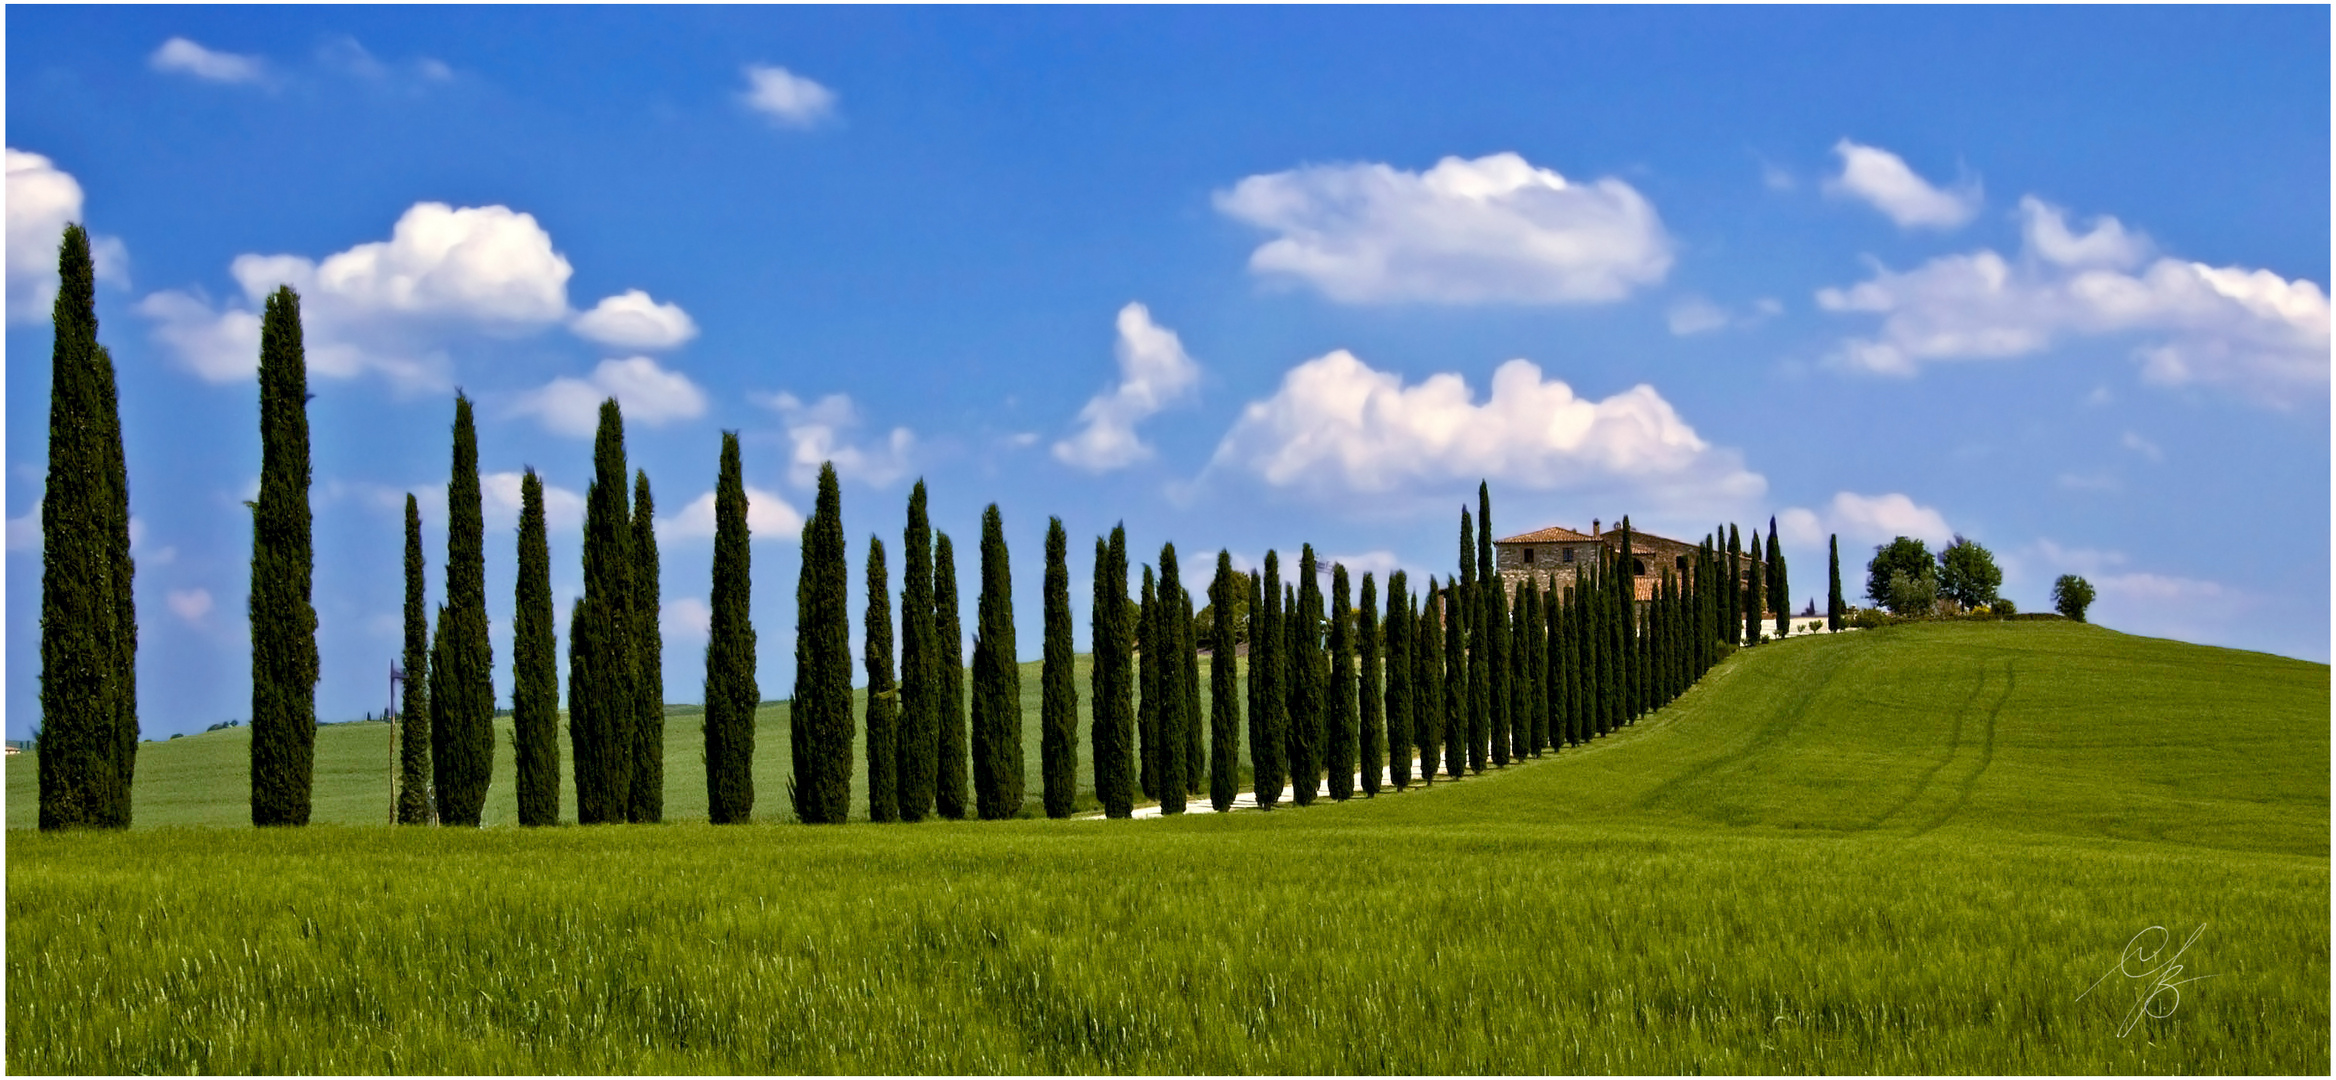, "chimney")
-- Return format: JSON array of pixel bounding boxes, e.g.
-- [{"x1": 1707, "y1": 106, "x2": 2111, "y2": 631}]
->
[{"x1": 1592, "y1": 518, "x2": 1601, "y2": 537}]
